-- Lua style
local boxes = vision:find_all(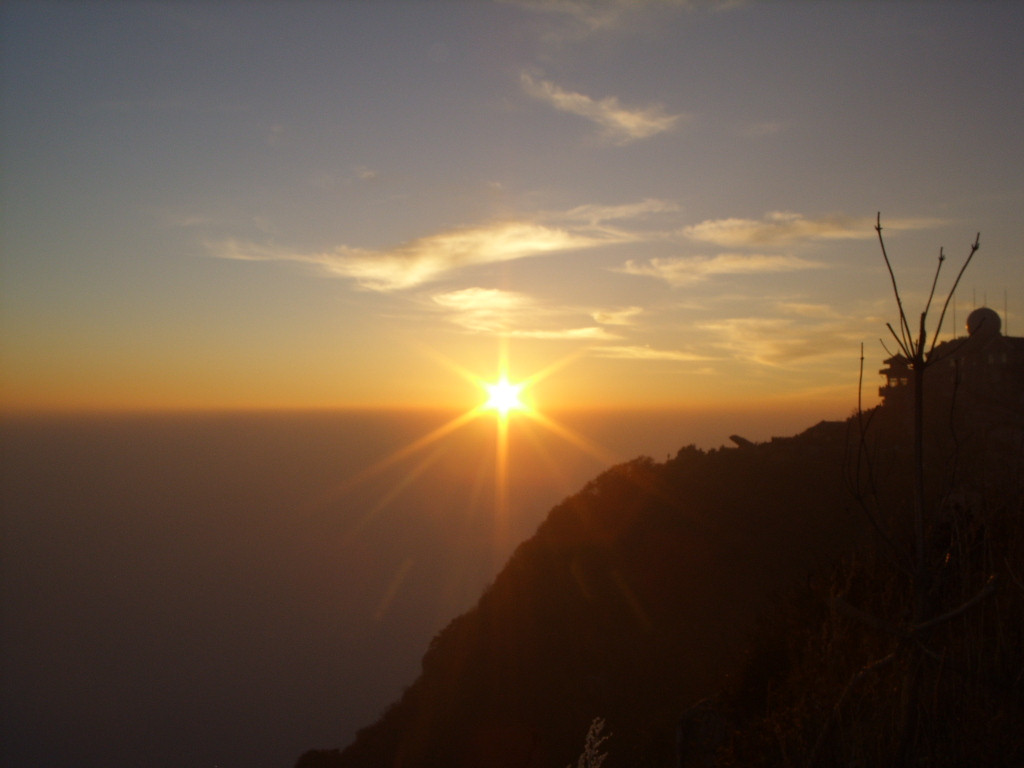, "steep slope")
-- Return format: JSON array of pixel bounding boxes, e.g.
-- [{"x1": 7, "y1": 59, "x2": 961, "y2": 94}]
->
[
  {"x1": 300, "y1": 418, "x2": 868, "y2": 767},
  {"x1": 692, "y1": 391, "x2": 1024, "y2": 766}
]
